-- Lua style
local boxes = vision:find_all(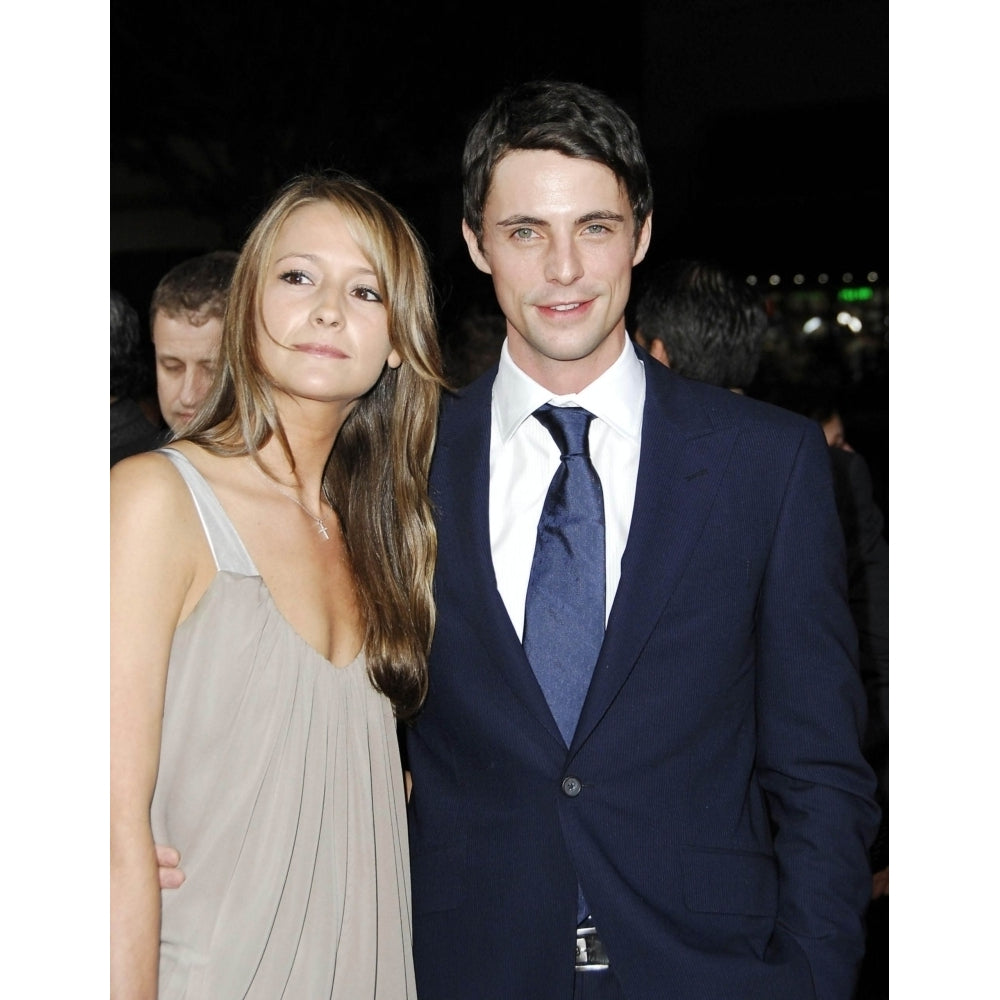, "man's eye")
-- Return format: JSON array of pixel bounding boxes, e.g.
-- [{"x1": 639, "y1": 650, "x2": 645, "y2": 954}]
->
[{"x1": 512, "y1": 227, "x2": 535, "y2": 240}]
